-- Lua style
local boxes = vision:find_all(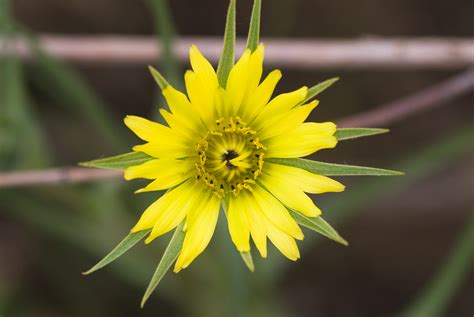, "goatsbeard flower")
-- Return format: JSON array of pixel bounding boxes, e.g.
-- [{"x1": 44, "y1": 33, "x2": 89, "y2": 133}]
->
[{"x1": 124, "y1": 44, "x2": 345, "y2": 272}]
